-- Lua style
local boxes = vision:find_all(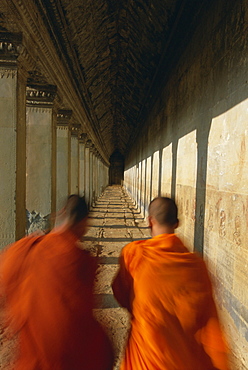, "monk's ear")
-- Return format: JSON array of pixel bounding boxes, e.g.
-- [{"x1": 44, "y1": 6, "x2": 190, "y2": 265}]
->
[
  {"x1": 174, "y1": 219, "x2": 179, "y2": 229},
  {"x1": 148, "y1": 215, "x2": 152, "y2": 229}
]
